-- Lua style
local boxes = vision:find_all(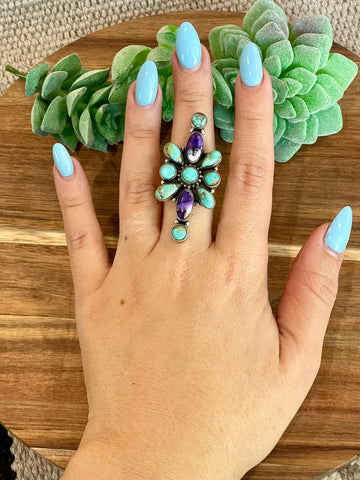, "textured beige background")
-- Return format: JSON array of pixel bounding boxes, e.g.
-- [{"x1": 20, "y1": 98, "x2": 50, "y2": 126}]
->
[
  {"x1": 1, "y1": 0, "x2": 360, "y2": 95},
  {"x1": 1, "y1": 1, "x2": 360, "y2": 479}
]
